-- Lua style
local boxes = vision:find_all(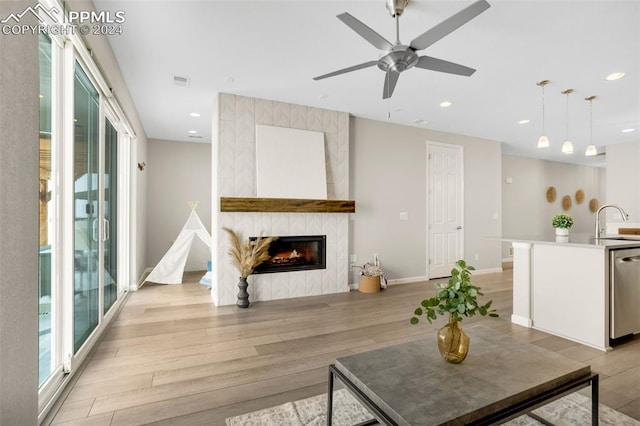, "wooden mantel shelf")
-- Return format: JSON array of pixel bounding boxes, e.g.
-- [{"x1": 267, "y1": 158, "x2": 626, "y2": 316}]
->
[{"x1": 220, "y1": 197, "x2": 355, "y2": 213}]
